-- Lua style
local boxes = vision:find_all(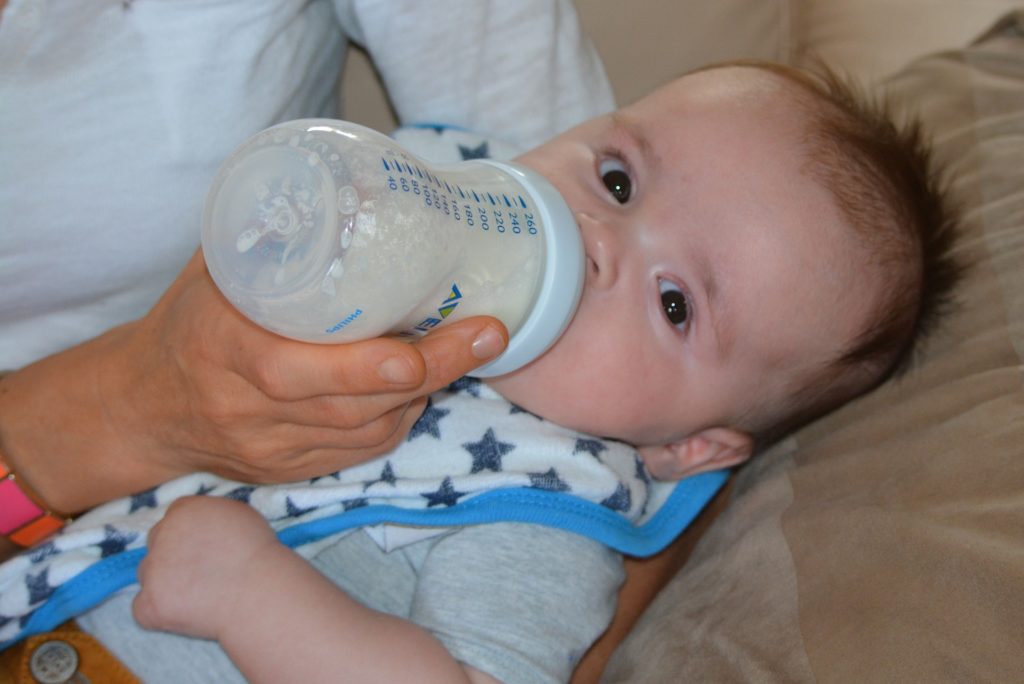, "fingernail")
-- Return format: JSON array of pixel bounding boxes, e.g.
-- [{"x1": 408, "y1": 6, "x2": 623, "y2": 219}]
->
[
  {"x1": 379, "y1": 356, "x2": 416, "y2": 384},
  {"x1": 472, "y1": 326, "x2": 505, "y2": 360}
]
